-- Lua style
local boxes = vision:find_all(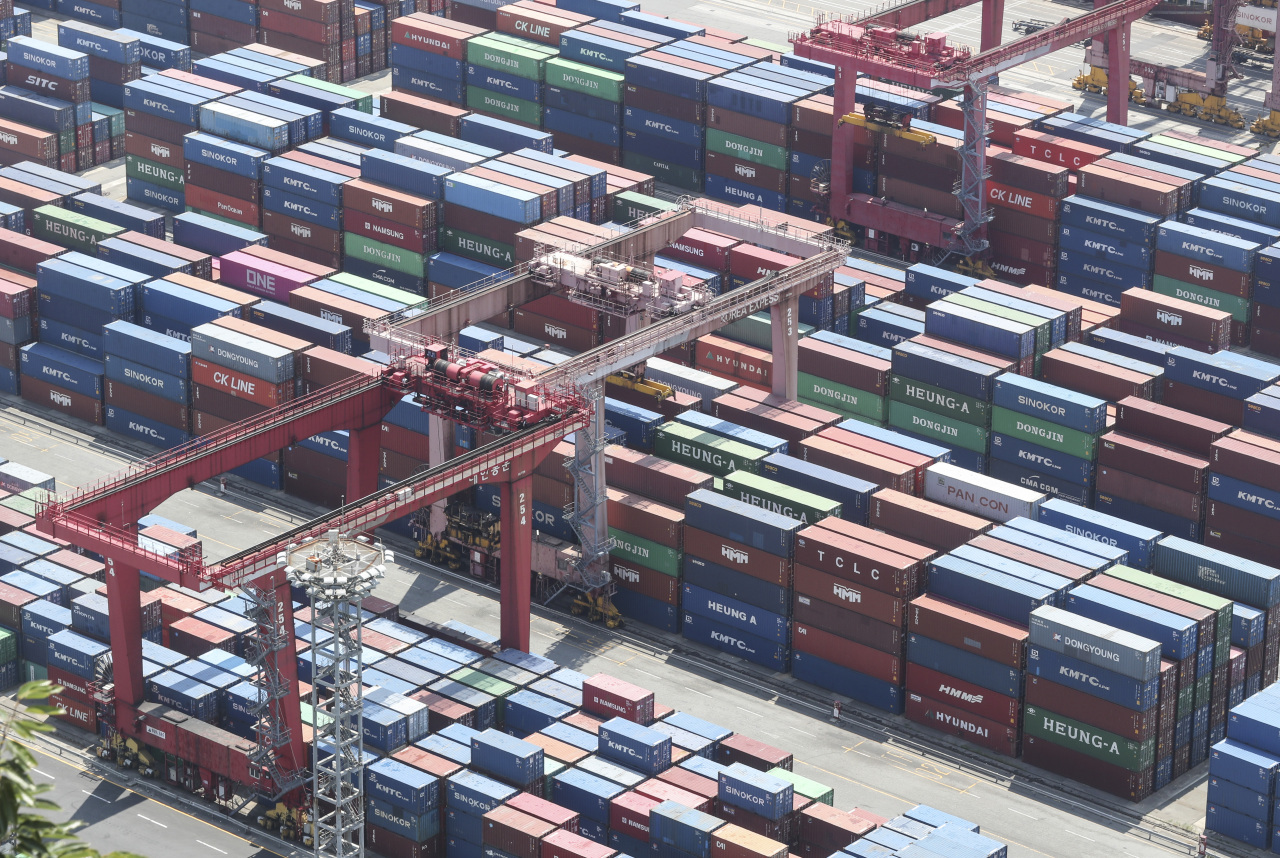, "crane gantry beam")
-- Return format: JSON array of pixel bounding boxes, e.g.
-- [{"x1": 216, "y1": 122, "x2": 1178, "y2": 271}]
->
[{"x1": 851, "y1": 0, "x2": 1005, "y2": 51}]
